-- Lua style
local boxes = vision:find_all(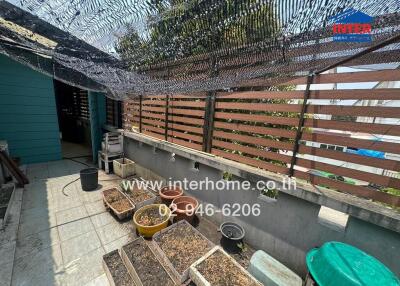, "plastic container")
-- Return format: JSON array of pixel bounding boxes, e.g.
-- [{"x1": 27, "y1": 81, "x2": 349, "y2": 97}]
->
[
  {"x1": 120, "y1": 237, "x2": 175, "y2": 286},
  {"x1": 219, "y1": 221, "x2": 245, "y2": 253},
  {"x1": 102, "y1": 188, "x2": 135, "y2": 220},
  {"x1": 113, "y1": 158, "x2": 135, "y2": 178},
  {"x1": 152, "y1": 220, "x2": 215, "y2": 283},
  {"x1": 80, "y1": 168, "x2": 98, "y2": 191},
  {"x1": 171, "y1": 196, "x2": 198, "y2": 223},
  {"x1": 133, "y1": 204, "x2": 171, "y2": 238},
  {"x1": 159, "y1": 186, "x2": 183, "y2": 205},
  {"x1": 189, "y1": 246, "x2": 262, "y2": 286},
  {"x1": 306, "y1": 241, "x2": 400, "y2": 286},
  {"x1": 248, "y1": 250, "x2": 302, "y2": 286}
]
